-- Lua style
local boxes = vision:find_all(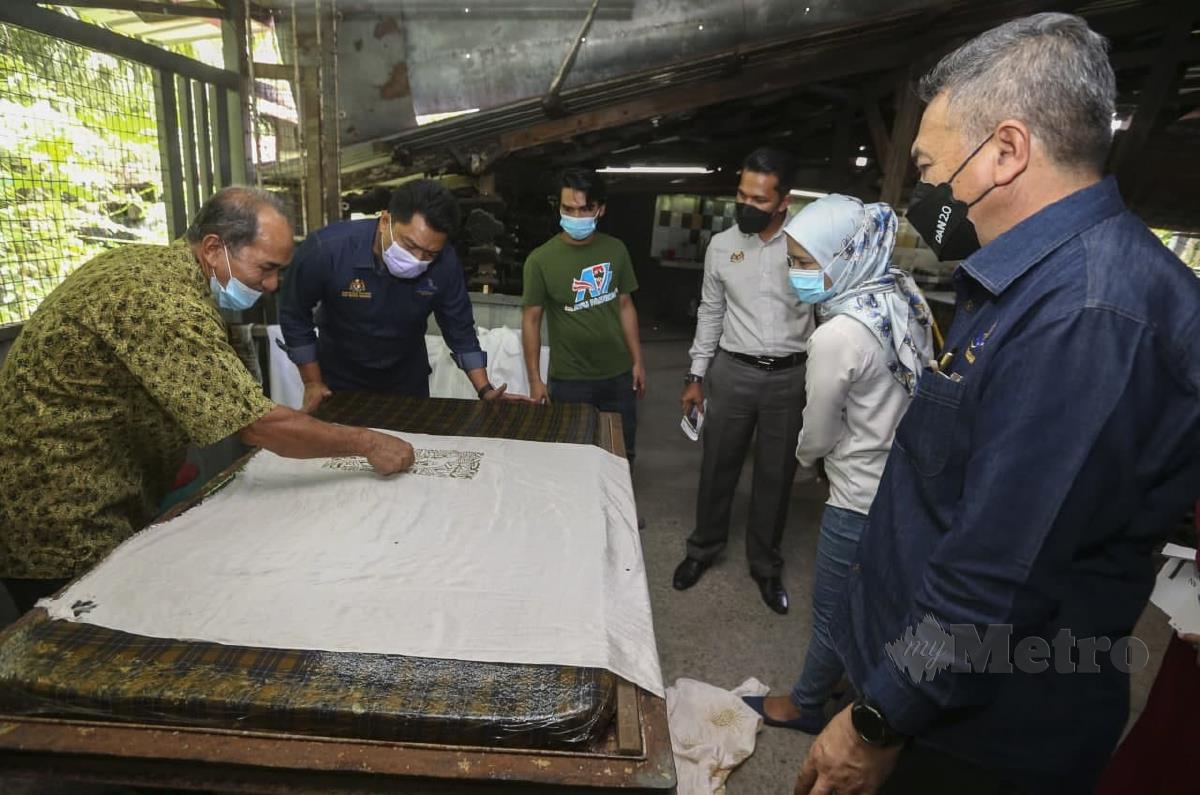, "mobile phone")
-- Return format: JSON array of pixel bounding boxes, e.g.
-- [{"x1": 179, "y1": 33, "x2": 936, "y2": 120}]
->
[{"x1": 680, "y1": 403, "x2": 704, "y2": 441}]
